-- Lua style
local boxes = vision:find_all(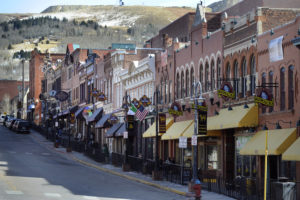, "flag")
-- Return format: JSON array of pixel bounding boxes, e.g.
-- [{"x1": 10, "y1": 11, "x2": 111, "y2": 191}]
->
[
  {"x1": 127, "y1": 103, "x2": 137, "y2": 115},
  {"x1": 135, "y1": 105, "x2": 149, "y2": 121}
]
